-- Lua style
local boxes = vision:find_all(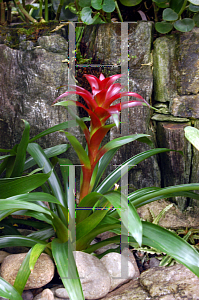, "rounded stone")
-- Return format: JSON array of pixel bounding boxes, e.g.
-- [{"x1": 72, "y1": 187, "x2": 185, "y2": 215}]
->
[
  {"x1": 100, "y1": 252, "x2": 135, "y2": 291},
  {"x1": 0, "y1": 251, "x2": 10, "y2": 263},
  {"x1": 0, "y1": 253, "x2": 54, "y2": 290}
]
